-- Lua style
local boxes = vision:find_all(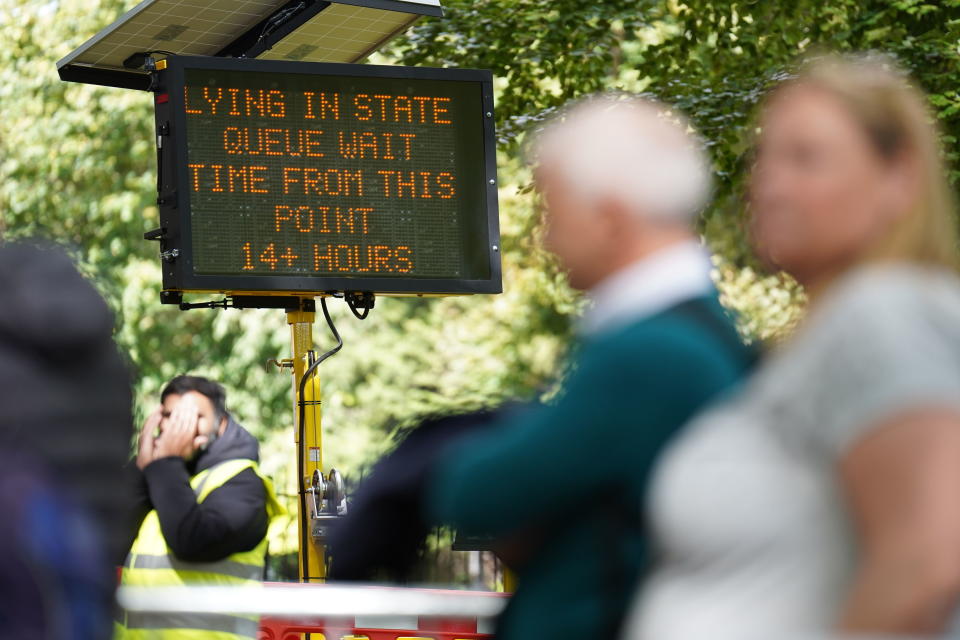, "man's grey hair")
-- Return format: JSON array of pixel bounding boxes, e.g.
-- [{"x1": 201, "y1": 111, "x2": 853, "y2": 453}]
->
[{"x1": 529, "y1": 93, "x2": 712, "y2": 224}]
